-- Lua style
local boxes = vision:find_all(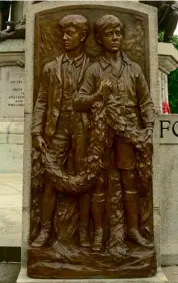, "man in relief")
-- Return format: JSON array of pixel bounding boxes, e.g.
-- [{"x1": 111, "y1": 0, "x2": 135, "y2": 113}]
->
[
  {"x1": 31, "y1": 14, "x2": 92, "y2": 248},
  {"x1": 74, "y1": 14, "x2": 155, "y2": 247}
]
